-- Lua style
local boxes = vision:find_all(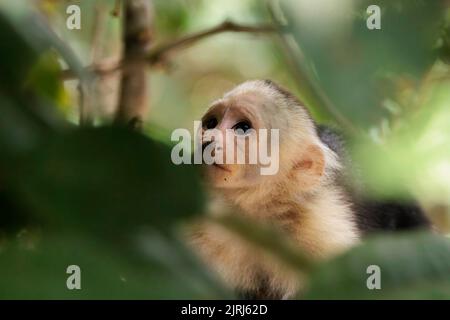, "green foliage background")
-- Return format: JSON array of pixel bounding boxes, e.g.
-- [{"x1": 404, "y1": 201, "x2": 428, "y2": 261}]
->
[{"x1": 0, "y1": 0, "x2": 449, "y2": 299}]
